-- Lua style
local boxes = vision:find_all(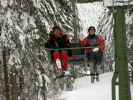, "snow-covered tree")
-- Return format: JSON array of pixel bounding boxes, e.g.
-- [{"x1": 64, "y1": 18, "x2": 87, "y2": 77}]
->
[{"x1": 0, "y1": 0, "x2": 79, "y2": 100}]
